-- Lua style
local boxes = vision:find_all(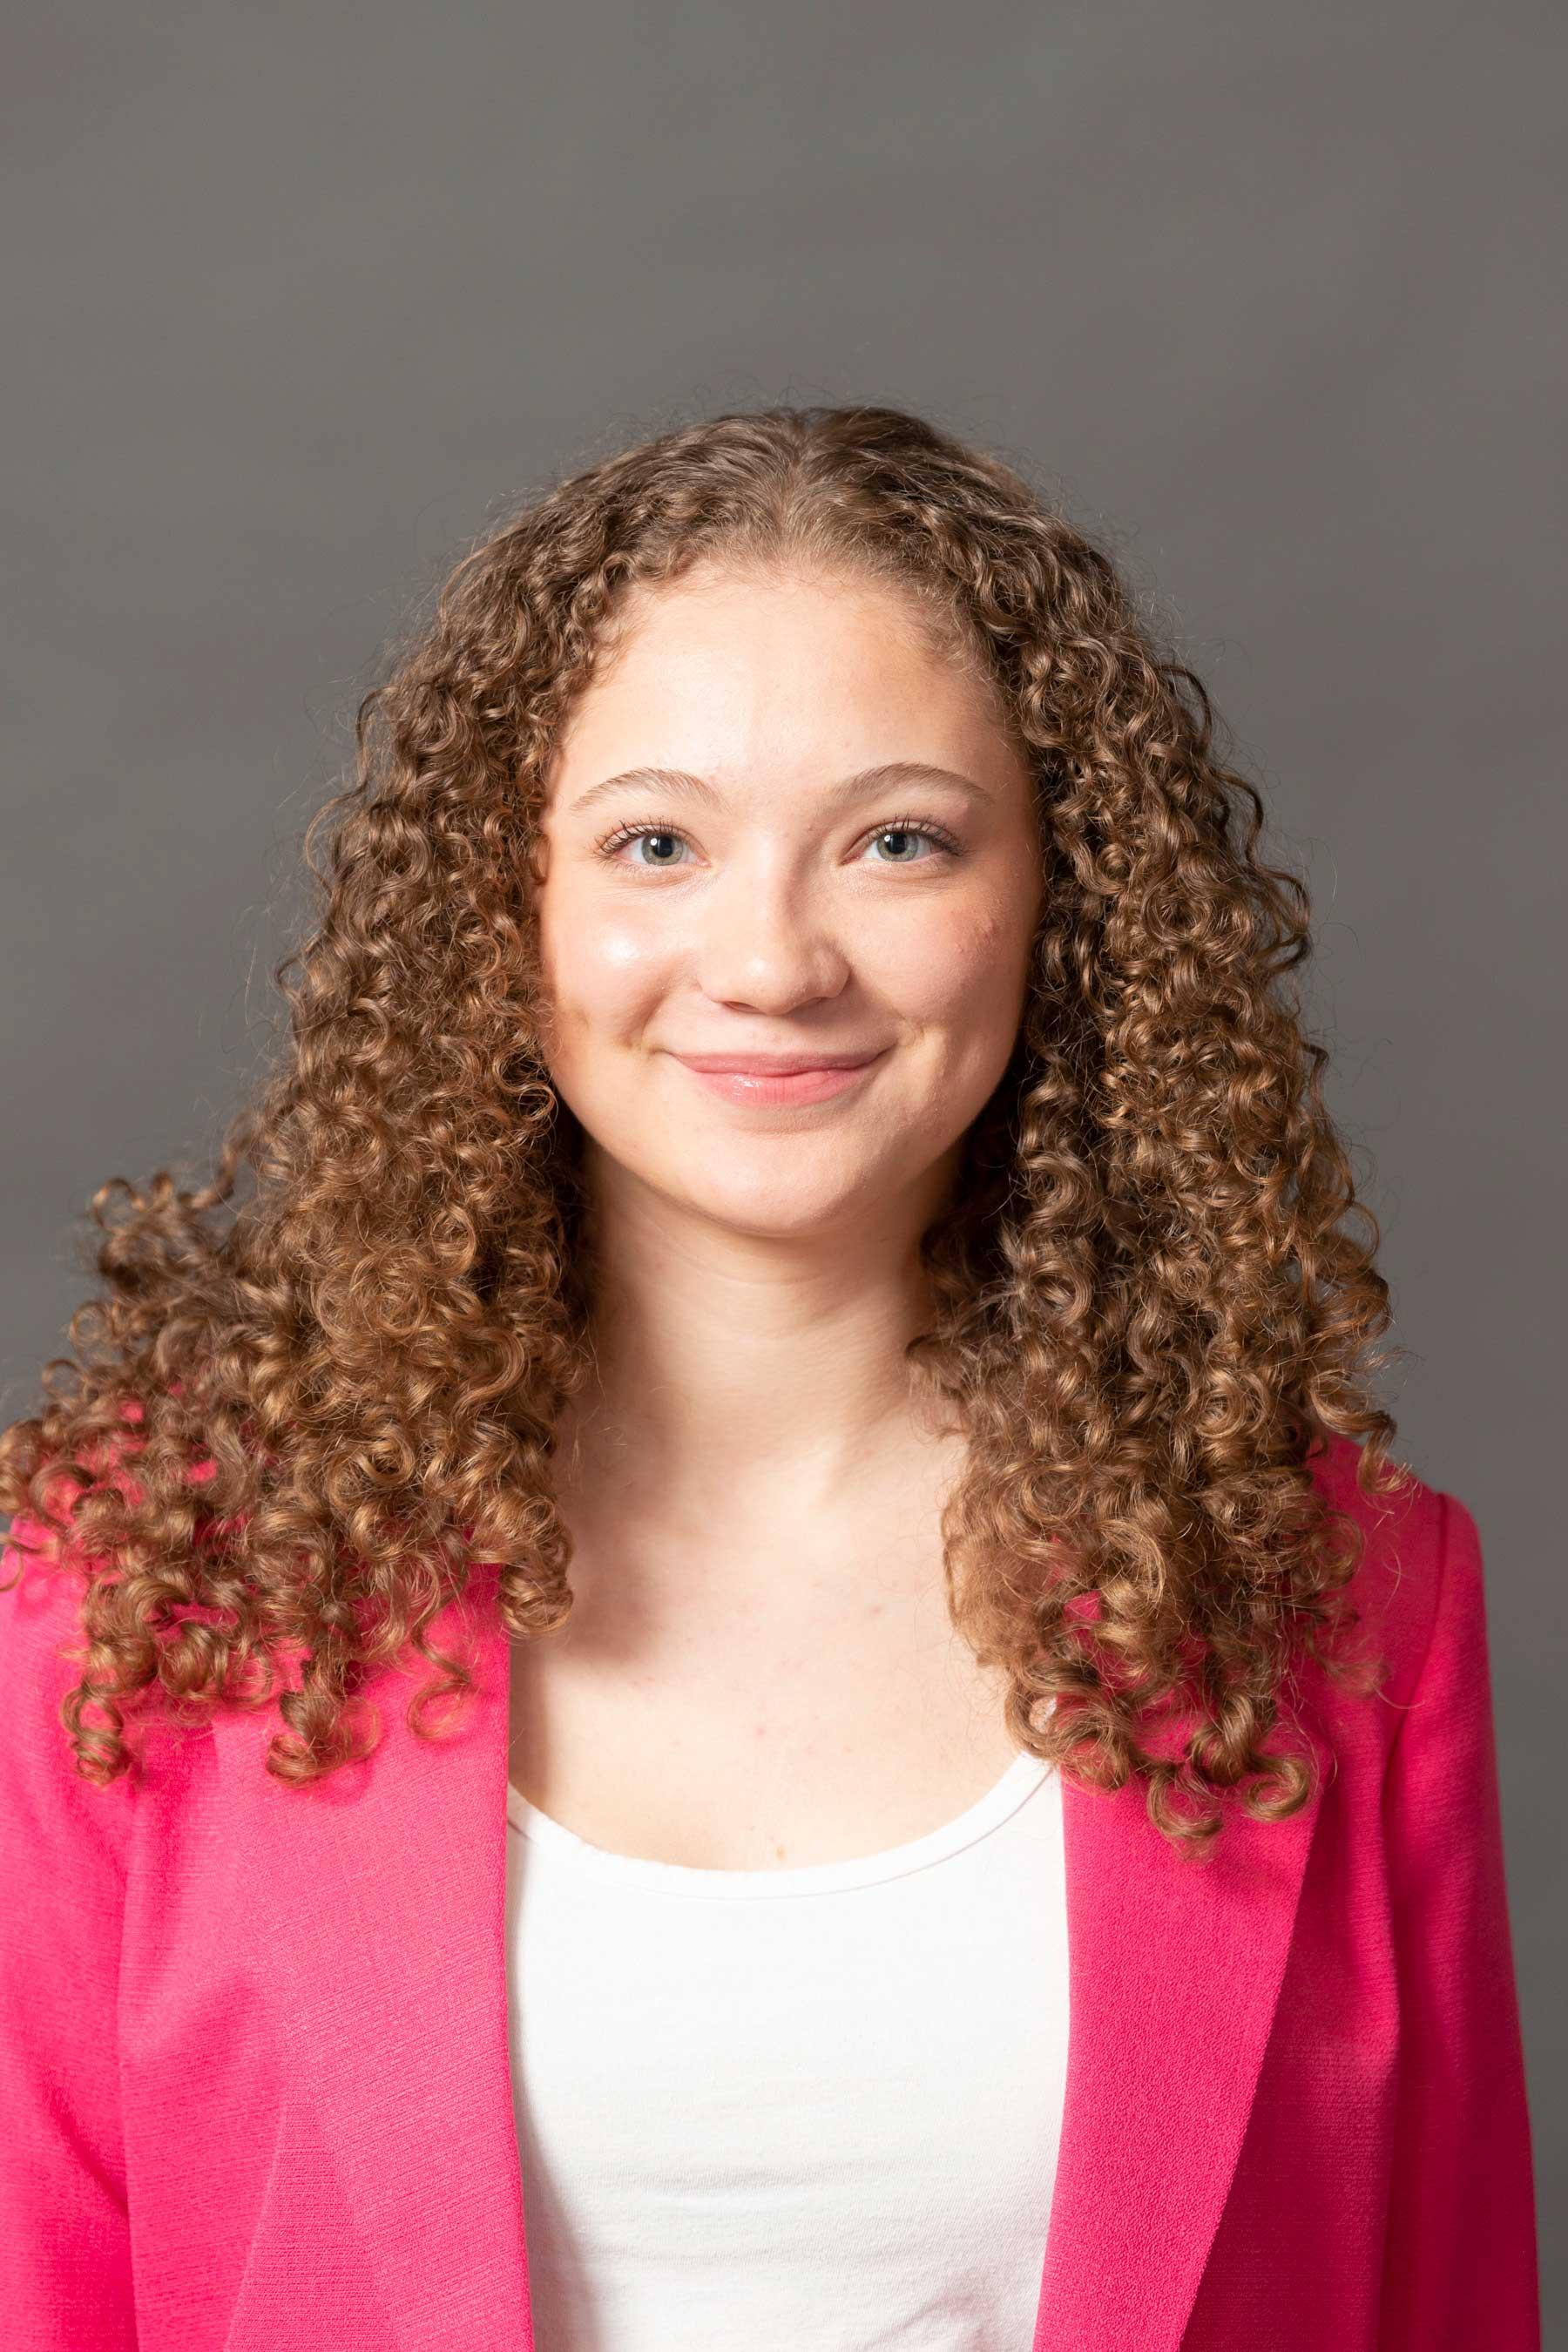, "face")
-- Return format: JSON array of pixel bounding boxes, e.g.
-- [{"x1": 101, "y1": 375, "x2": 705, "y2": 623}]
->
[{"x1": 531, "y1": 564, "x2": 1043, "y2": 1241}]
